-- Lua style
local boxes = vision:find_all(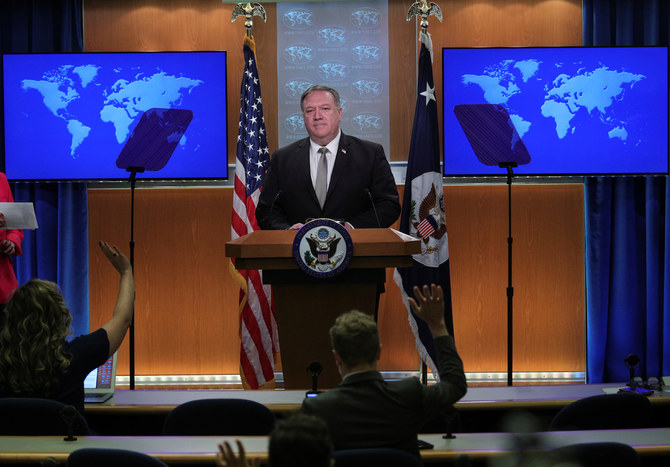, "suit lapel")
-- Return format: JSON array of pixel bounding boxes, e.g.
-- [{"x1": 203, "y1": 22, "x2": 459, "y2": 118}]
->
[
  {"x1": 328, "y1": 133, "x2": 350, "y2": 200},
  {"x1": 296, "y1": 138, "x2": 320, "y2": 207}
]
